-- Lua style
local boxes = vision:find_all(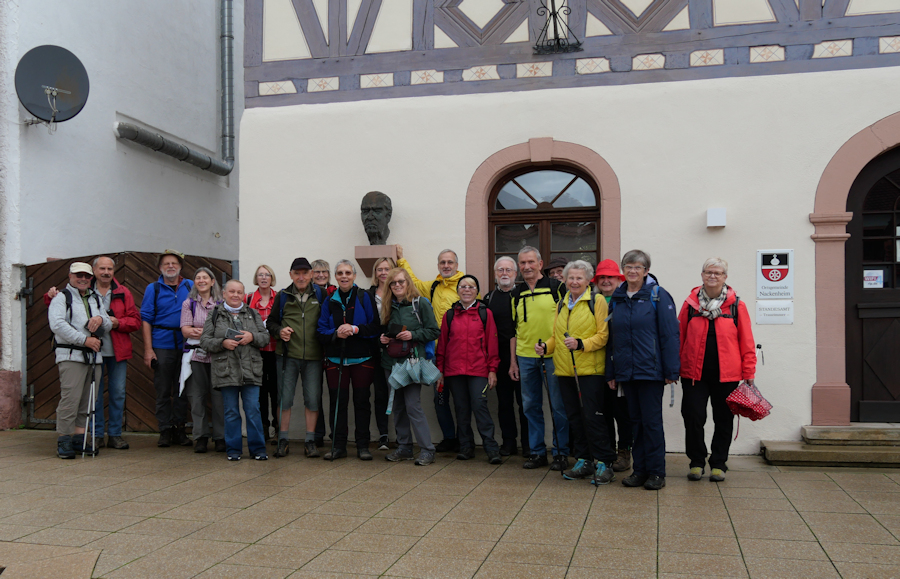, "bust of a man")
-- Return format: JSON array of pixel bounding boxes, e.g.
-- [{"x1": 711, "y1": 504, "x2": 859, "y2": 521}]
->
[{"x1": 360, "y1": 191, "x2": 392, "y2": 245}]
